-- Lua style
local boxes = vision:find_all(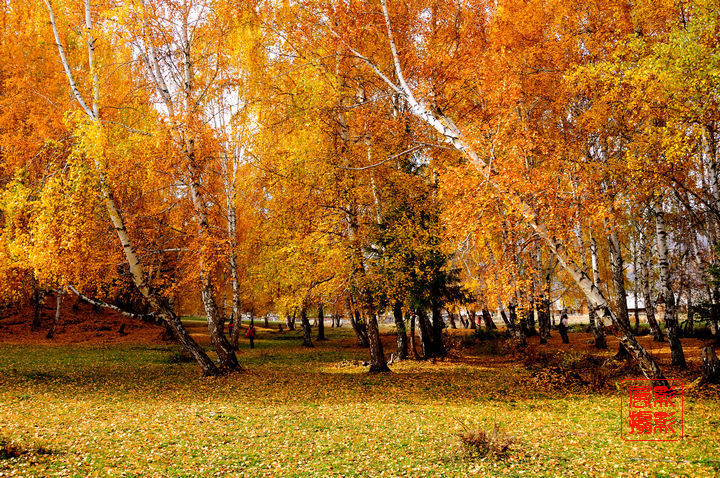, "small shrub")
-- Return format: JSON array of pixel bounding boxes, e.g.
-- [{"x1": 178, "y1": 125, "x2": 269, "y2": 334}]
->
[
  {"x1": 460, "y1": 334, "x2": 477, "y2": 348},
  {"x1": 473, "y1": 328, "x2": 506, "y2": 341},
  {"x1": 0, "y1": 438, "x2": 53, "y2": 460},
  {"x1": 524, "y1": 351, "x2": 610, "y2": 391},
  {"x1": 457, "y1": 423, "x2": 515, "y2": 459},
  {"x1": 690, "y1": 326, "x2": 716, "y2": 340},
  {"x1": 0, "y1": 439, "x2": 22, "y2": 459},
  {"x1": 166, "y1": 349, "x2": 194, "y2": 364},
  {"x1": 474, "y1": 333, "x2": 512, "y2": 356}
]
